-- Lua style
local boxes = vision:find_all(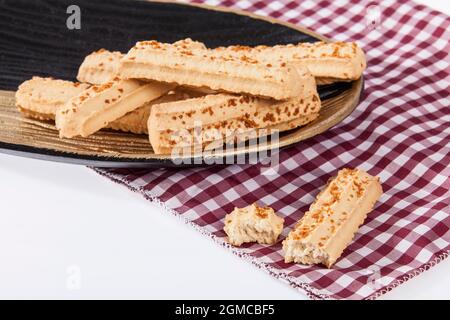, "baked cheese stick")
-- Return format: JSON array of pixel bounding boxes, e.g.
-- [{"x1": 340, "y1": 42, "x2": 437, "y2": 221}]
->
[
  {"x1": 173, "y1": 38, "x2": 207, "y2": 50},
  {"x1": 120, "y1": 40, "x2": 312, "y2": 100},
  {"x1": 148, "y1": 90, "x2": 321, "y2": 154},
  {"x1": 215, "y1": 42, "x2": 366, "y2": 84},
  {"x1": 15, "y1": 77, "x2": 90, "y2": 121},
  {"x1": 224, "y1": 203, "x2": 284, "y2": 246},
  {"x1": 15, "y1": 78, "x2": 201, "y2": 134},
  {"x1": 77, "y1": 49, "x2": 123, "y2": 85},
  {"x1": 76, "y1": 39, "x2": 206, "y2": 85},
  {"x1": 154, "y1": 113, "x2": 320, "y2": 155},
  {"x1": 56, "y1": 79, "x2": 174, "y2": 138},
  {"x1": 283, "y1": 168, "x2": 382, "y2": 268}
]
